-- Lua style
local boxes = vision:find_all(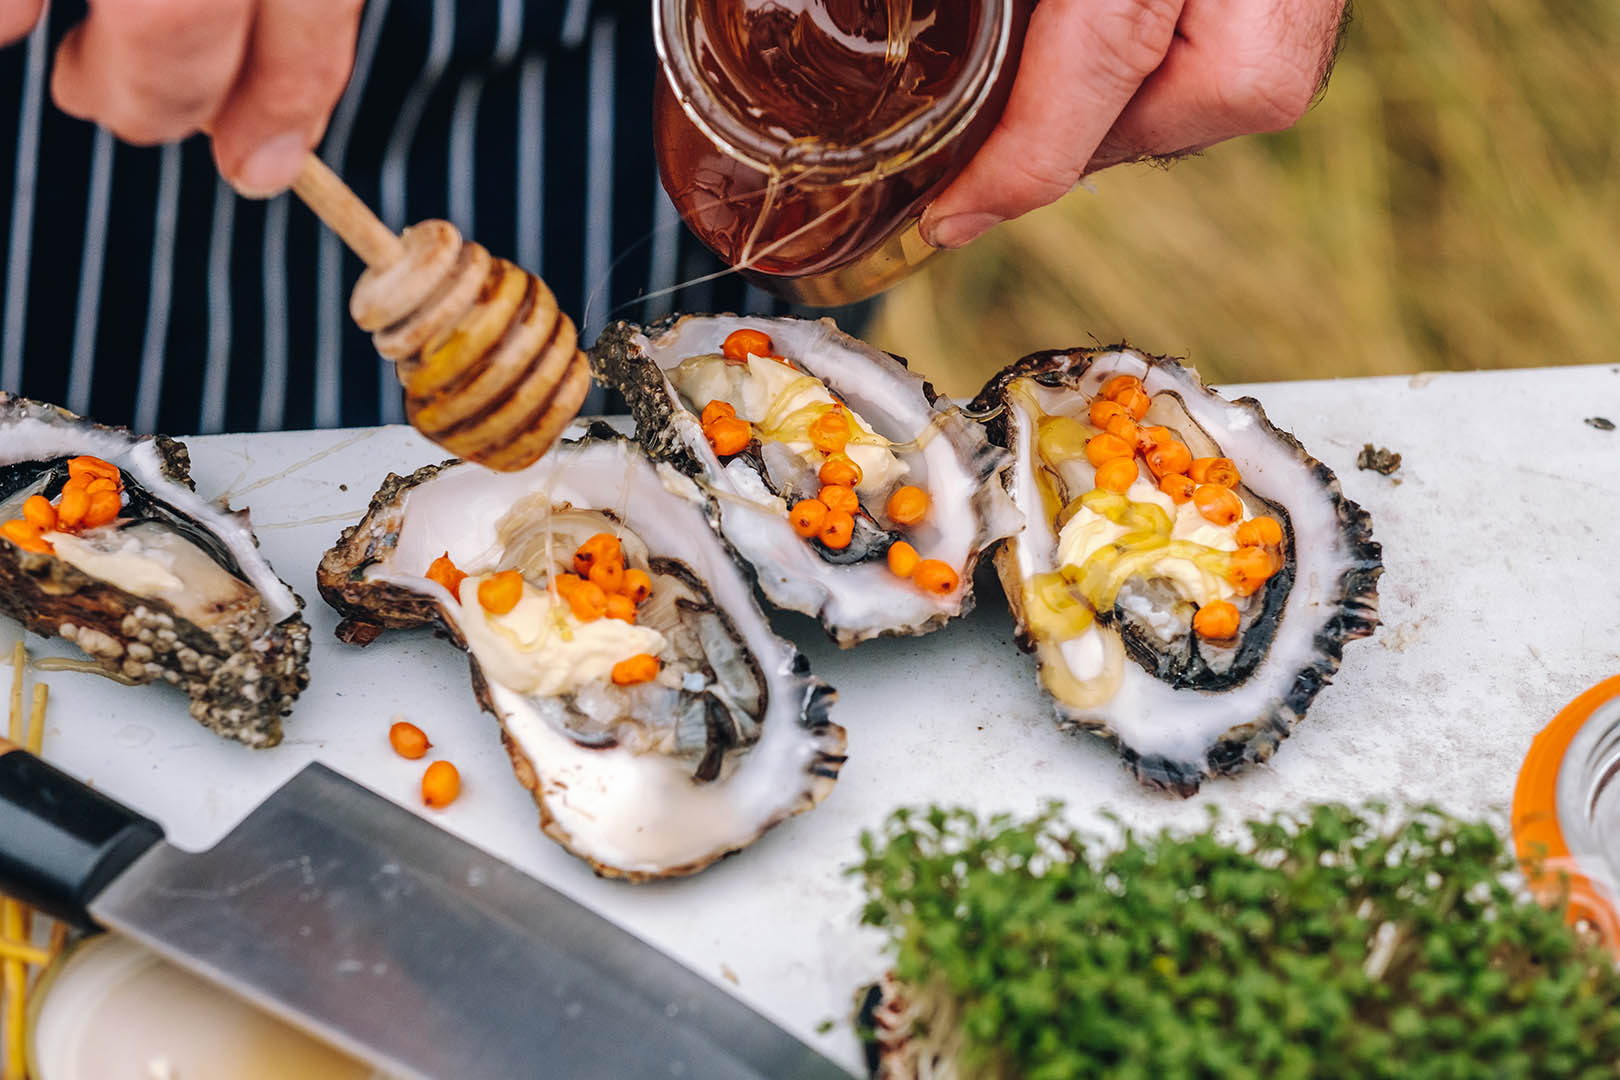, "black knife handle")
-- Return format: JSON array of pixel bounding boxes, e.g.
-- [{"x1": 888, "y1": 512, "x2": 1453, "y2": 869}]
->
[{"x1": 0, "y1": 738, "x2": 164, "y2": 929}]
